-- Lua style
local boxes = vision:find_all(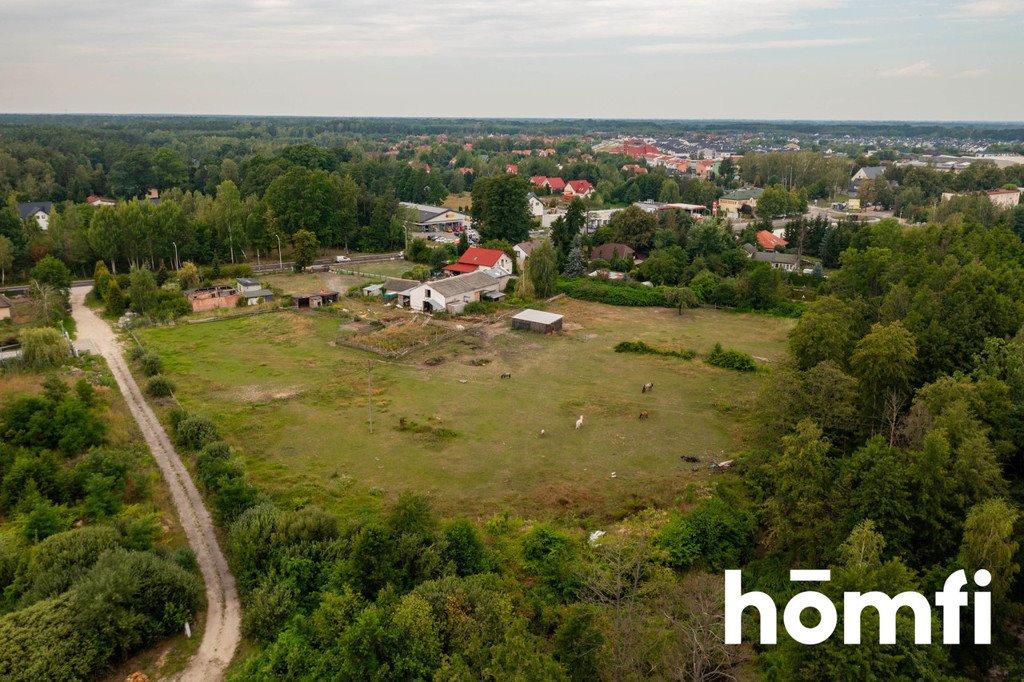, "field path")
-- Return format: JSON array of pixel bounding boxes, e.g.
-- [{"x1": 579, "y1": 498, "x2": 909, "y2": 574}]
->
[{"x1": 71, "y1": 287, "x2": 241, "y2": 682}]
